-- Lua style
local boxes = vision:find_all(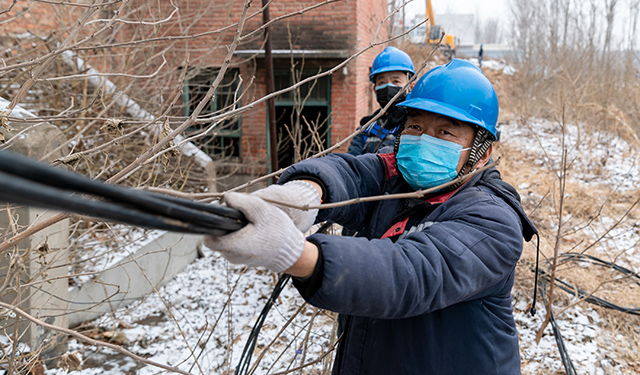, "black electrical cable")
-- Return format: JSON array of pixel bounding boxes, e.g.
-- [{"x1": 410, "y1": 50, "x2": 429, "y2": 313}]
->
[
  {"x1": 530, "y1": 233, "x2": 540, "y2": 316},
  {"x1": 152, "y1": 193, "x2": 245, "y2": 222},
  {"x1": 529, "y1": 252, "x2": 640, "y2": 315},
  {"x1": 551, "y1": 277, "x2": 640, "y2": 315},
  {"x1": 0, "y1": 170, "x2": 216, "y2": 234},
  {"x1": 556, "y1": 252, "x2": 640, "y2": 314},
  {"x1": 524, "y1": 250, "x2": 640, "y2": 375},
  {"x1": 235, "y1": 221, "x2": 335, "y2": 375},
  {"x1": 0, "y1": 150, "x2": 247, "y2": 235},
  {"x1": 235, "y1": 274, "x2": 291, "y2": 375},
  {"x1": 0, "y1": 149, "x2": 246, "y2": 230},
  {"x1": 549, "y1": 310, "x2": 578, "y2": 375},
  {"x1": 557, "y1": 252, "x2": 640, "y2": 285},
  {"x1": 537, "y1": 275, "x2": 578, "y2": 375}
]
